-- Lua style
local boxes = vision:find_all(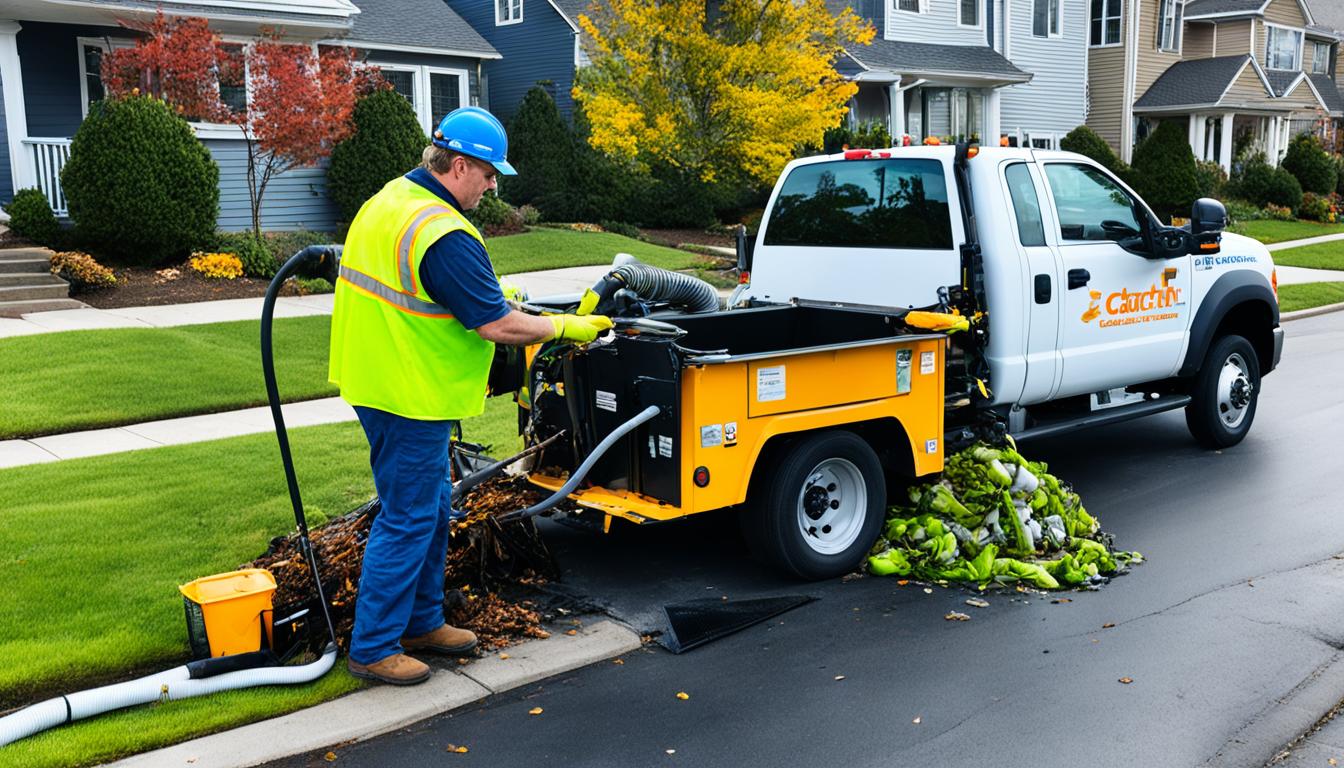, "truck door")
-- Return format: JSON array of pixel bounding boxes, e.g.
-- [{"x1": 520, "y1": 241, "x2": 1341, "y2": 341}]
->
[
  {"x1": 1002, "y1": 161, "x2": 1061, "y2": 405},
  {"x1": 1039, "y1": 161, "x2": 1192, "y2": 399}
]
